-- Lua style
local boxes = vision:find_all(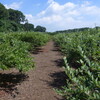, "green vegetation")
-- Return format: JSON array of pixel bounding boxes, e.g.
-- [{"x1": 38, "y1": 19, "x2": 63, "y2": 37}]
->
[
  {"x1": 0, "y1": 32, "x2": 50, "y2": 72},
  {"x1": 55, "y1": 27, "x2": 100, "y2": 34},
  {"x1": 0, "y1": 2, "x2": 100, "y2": 99},
  {"x1": 35, "y1": 25, "x2": 46, "y2": 32},
  {"x1": 54, "y1": 29, "x2": 100, "y2": 100},
  {"x1": 0, "y1": 2, "x2": 49, "y2": 73},
  {"x1": 0, "y1": 3, "x2": 46, "y2": 32}
]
